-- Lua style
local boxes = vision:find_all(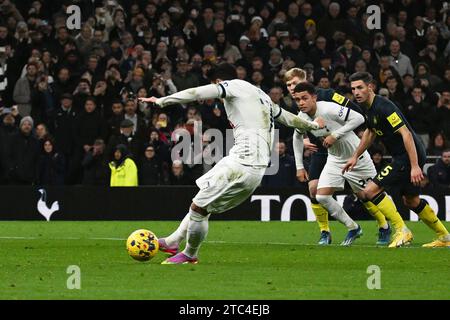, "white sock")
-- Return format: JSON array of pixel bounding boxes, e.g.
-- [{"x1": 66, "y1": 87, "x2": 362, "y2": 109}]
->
[
  {"x1": 164, "y1": 210, "x2": 192, "y2": 247},
  {"x1": 316, "y1": 194, "x2": 358, "y2": 230},
  {"x1": 183, "y1": 211, "x2": 209, "y2": 258}
]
